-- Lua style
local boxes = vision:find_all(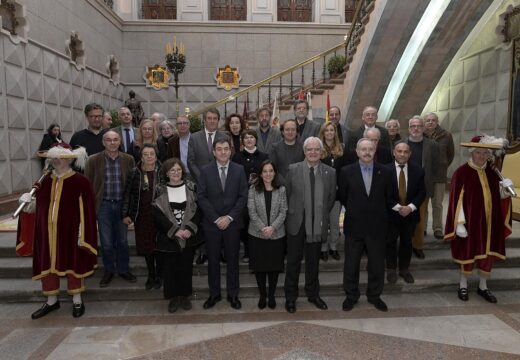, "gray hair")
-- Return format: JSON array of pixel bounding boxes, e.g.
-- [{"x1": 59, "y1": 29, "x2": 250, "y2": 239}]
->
[
  {"x1": 423, "y1": 112, "x2": 438, "y2": 121},
  {"x1": 303, "y1": 136, "x2": 323, "y2": 151},
  {"x1": 408, "y1": 115, "x2": 424, "y2": 126},
  {"x1": 152, "y1": 112, "x2": 167, "y2": 122},
  {"x1": 385, "y1": 119, "x2": 400, "y2": 129},
  {"x1": 363, "y1": 127, "x2": 381, "y2": 139},
  {"x1": 356, "y1": 137, "x2": 374, "y2": 149},
  {"x1": 159, "y1": 119, "x2": 174, "y2": 131}
]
